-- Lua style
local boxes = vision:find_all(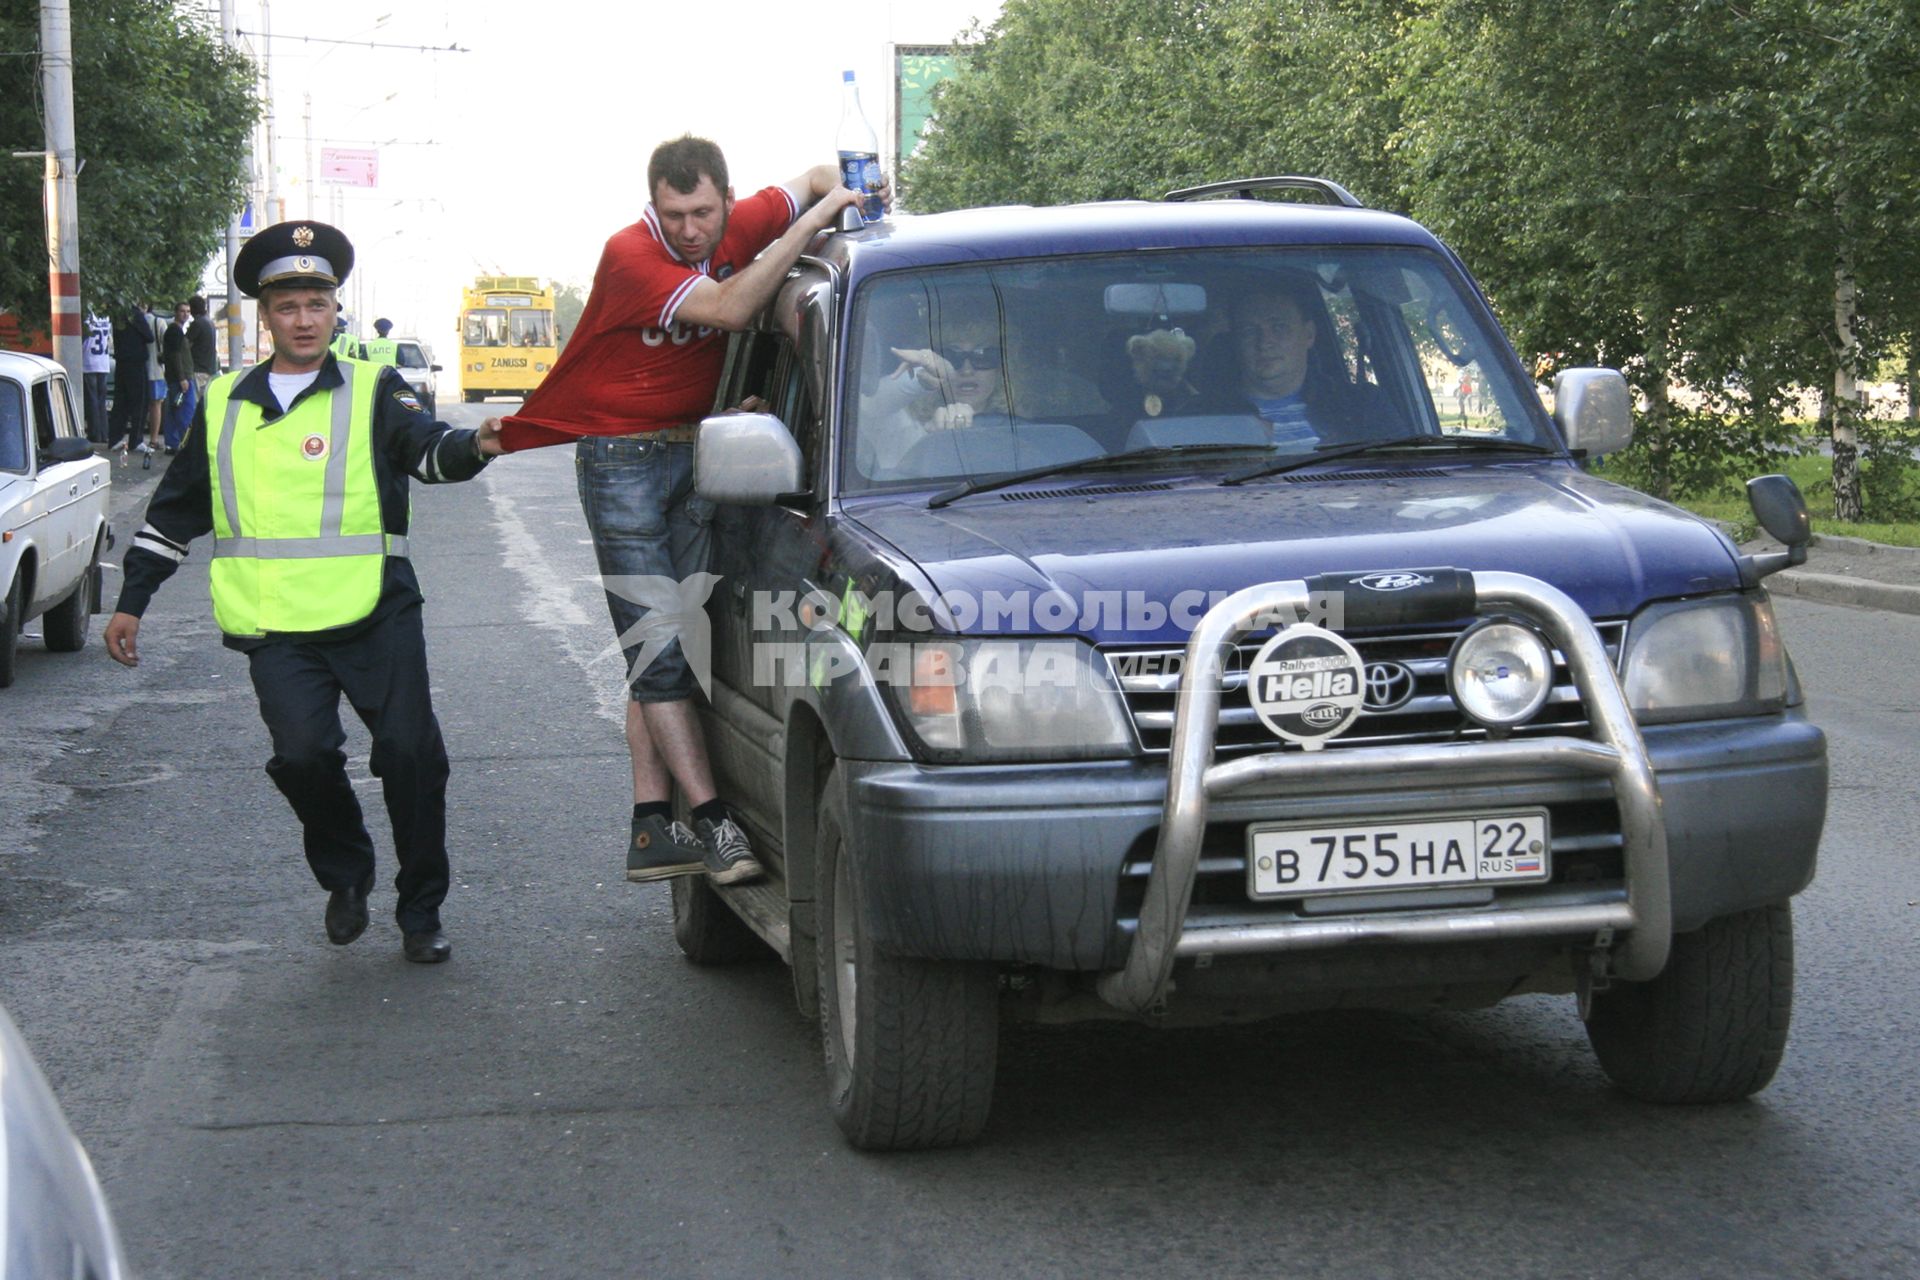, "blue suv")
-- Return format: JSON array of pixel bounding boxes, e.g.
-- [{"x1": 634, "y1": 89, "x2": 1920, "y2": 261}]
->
[{"x1": 679, "y1": 178, "x2": 1827, "y2": 1149}]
